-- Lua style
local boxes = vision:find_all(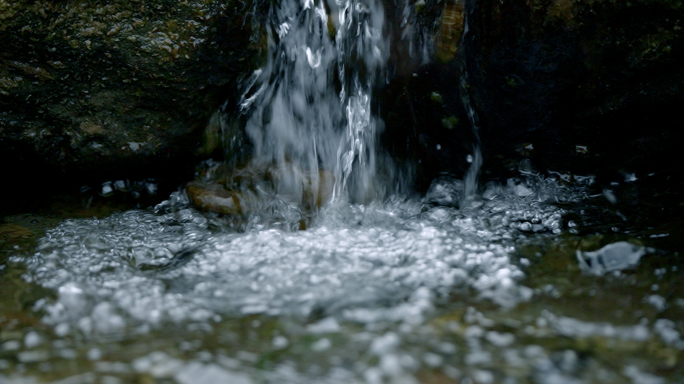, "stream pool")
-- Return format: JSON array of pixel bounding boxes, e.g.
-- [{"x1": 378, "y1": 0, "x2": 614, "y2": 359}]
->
[{"x1": 1, "y1": 174, "x2": 682, "y2": 384}]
